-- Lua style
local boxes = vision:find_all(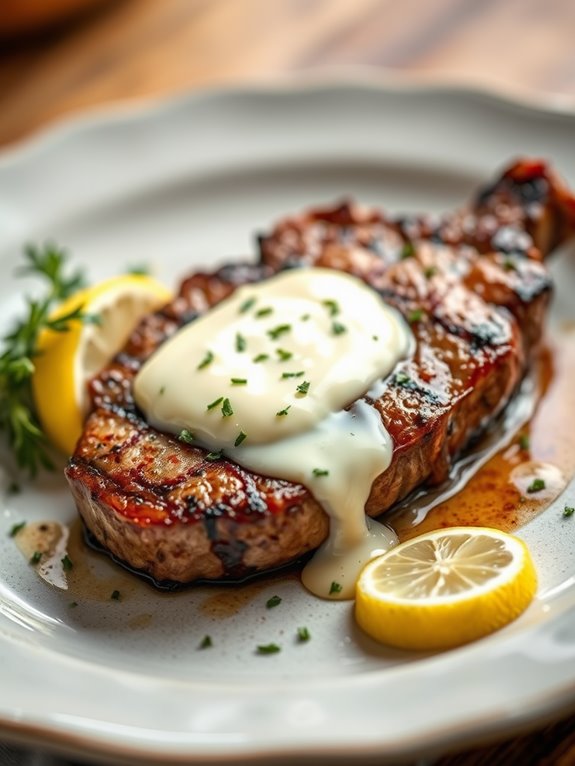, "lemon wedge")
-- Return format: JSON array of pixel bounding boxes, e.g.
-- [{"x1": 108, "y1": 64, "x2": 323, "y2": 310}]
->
[
  {"x1": 32, "y1": 274, "x2": 171, "y2": 455},
  {"x1": 355, "y1": 527, "x2": 537, "y2": 651}
]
